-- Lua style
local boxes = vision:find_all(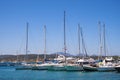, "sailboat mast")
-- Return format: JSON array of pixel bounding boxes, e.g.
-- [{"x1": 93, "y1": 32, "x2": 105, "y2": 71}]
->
[
  {"x1": 25, "y1": 22, "x2": 29, "y2": 62},
  {"x1": 44, "y1": 25, "x2": 46, "y2": 63},
  {"x1": 80, "y1": 27, "x2": 87, "y2": 57},
  {"x1": 98, "y1": 21, "x2": 102, "y2": 60},
  {"x1": 64, "y1": 11, "x2": 67, "y2": 63},
  {"x1": 103, "y1": 23, "x2": 106, "y2": 56},
  {"x1": 16, "y1": 51, "x2": 19, "y2": 62},
  {"x1": 78, "y1": 24, "x2": 81, "y2": 58}
]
